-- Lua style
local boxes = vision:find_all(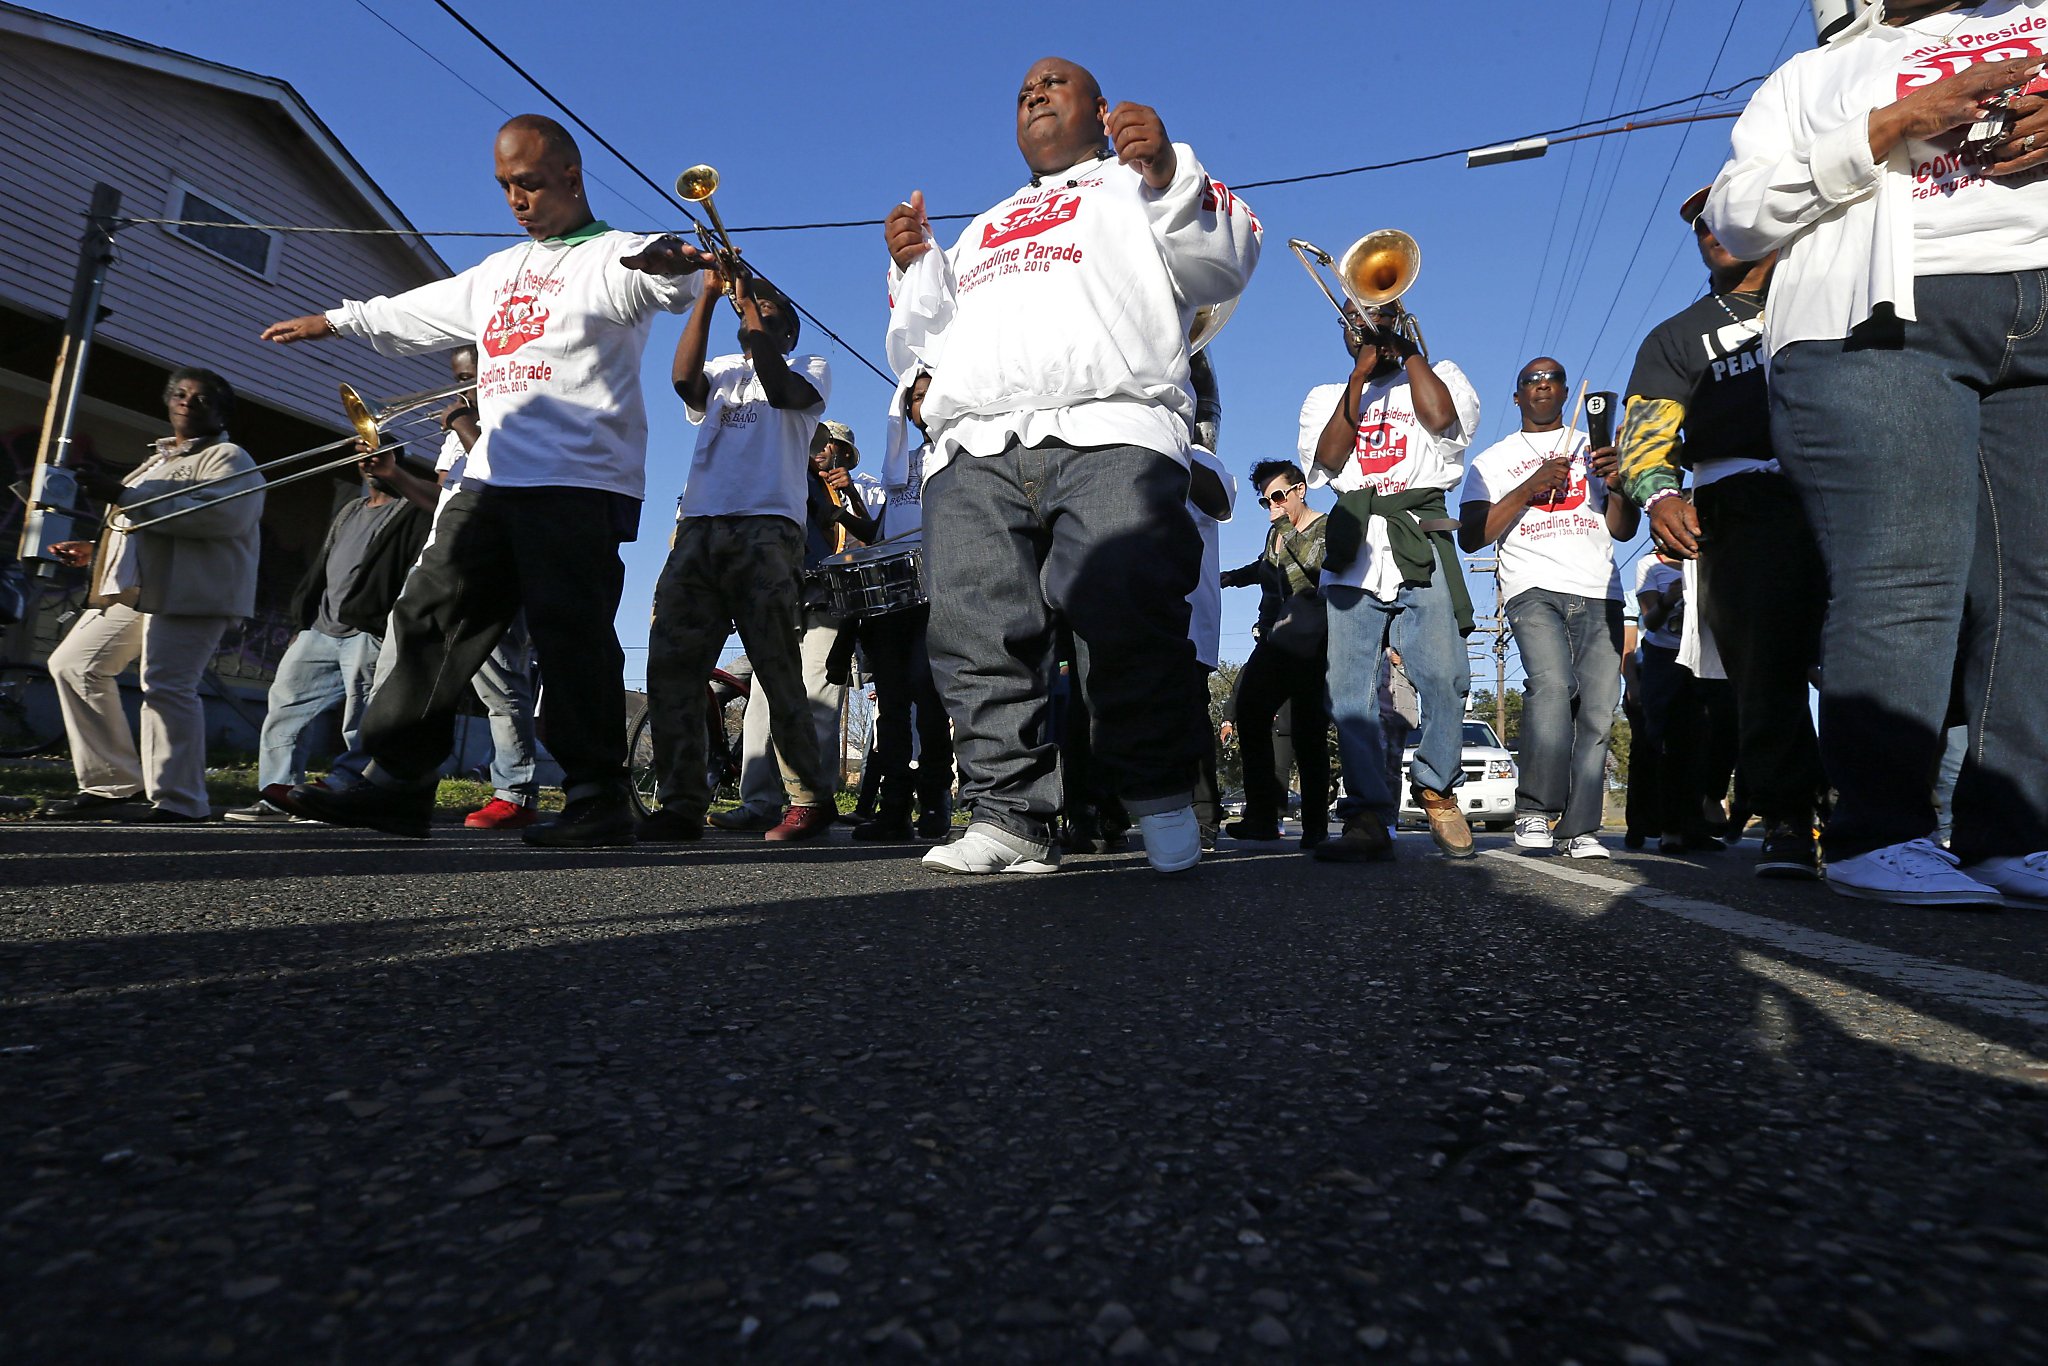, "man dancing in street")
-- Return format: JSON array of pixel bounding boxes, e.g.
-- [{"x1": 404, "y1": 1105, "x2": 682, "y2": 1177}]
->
[
  {"x1": 883, "y1": 56, "x2": 1261, "y2": 875},
  {"x1": 261, "y1": 113, "x2": 711, "y2": 846}
]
